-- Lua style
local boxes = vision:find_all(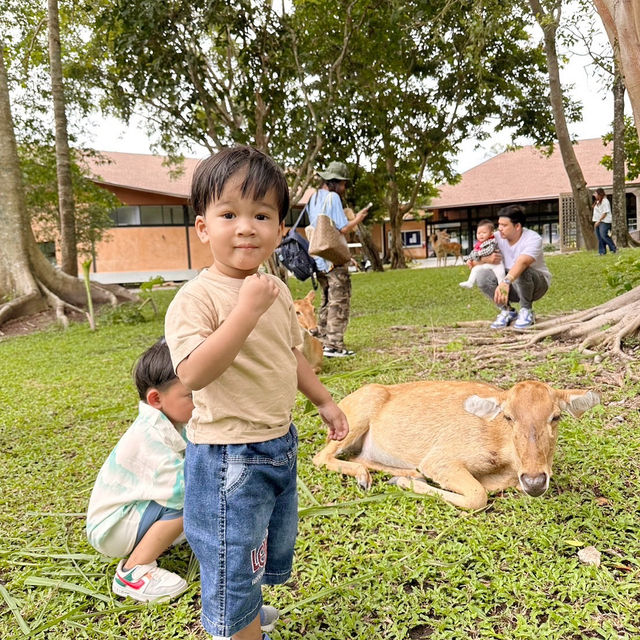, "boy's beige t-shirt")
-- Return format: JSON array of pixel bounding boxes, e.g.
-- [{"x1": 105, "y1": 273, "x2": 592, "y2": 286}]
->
[{"x1": 165, "y1": 269, "x2": 303, "y2": 444}]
